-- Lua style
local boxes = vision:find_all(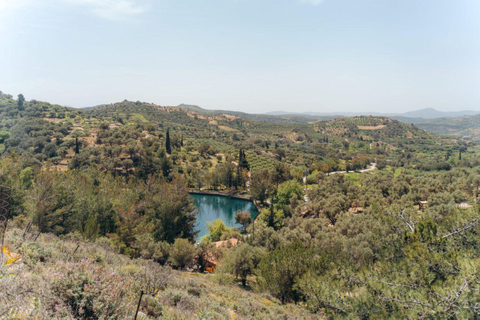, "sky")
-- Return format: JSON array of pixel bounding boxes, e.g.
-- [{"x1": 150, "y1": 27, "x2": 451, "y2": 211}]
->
[{"x1": 0, "y1": 0, "x2": 479, "y2": 113}]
